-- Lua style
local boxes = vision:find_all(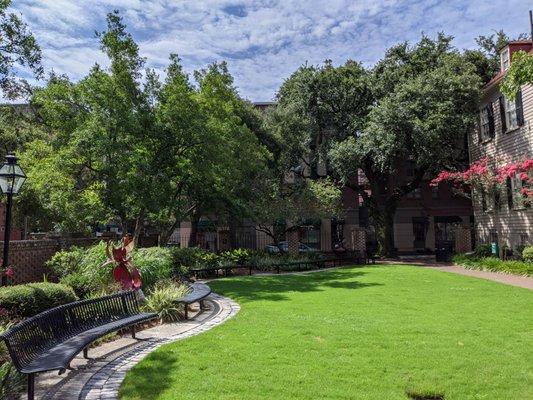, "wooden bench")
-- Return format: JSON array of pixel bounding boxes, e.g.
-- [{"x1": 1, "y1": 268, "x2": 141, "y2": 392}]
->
[
  {"x1": 0, "y1": 291, "x2": 157, "y2": 400},
  {"x1": 175, "y1": 282, "x2": 212, "y2": 319}
]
